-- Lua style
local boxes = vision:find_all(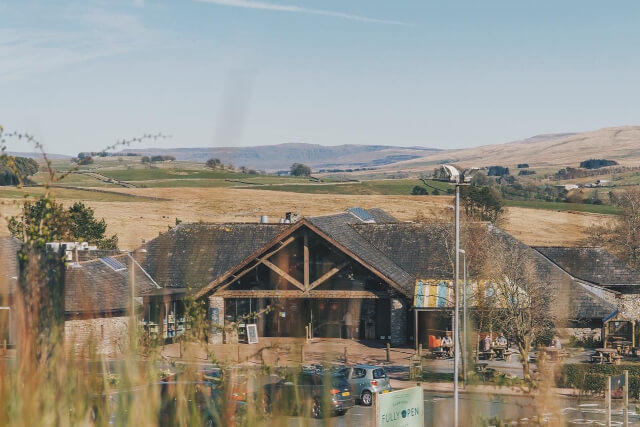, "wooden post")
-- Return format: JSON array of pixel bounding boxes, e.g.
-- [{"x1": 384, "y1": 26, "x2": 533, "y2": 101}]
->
[
  {"x1": 344, "y1": 346, "x2": 348, "y2": 364},
  {"x1": 414, "y1": 309, "x2": 419, "y2": 351},
  {"x1": 418, "y1": 343, "x2": 423, "y2": 356},
  {"x1": 606, "y1": 375, "x2": 611, "y2": 427},
  {"x1": 386, "y1": 342, "x2": 391, "y2": 363},
  {"x1": 303, "y1": 231, "x2": 309, "y2": 291},
  {"x1": 237, "y1": 343, "x2": 240, "y2": 364},
  {"x1": 300, "y1": 344, "x2": 305, "y2": 364},
  {"x1": 624, "y1": 370, "x2": 629, "y2": 427}
]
